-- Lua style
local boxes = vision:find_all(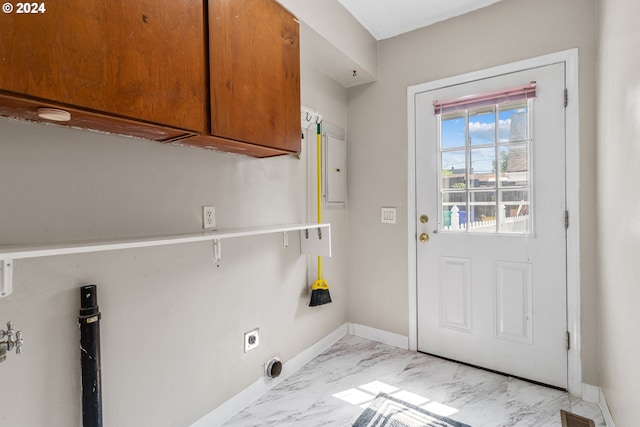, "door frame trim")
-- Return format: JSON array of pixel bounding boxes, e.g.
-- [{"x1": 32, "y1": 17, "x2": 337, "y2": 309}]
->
[{"x1": 406, "y1": 49, "x2": 581, "y2": 395}]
